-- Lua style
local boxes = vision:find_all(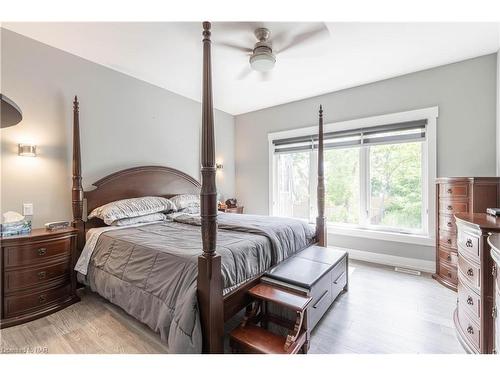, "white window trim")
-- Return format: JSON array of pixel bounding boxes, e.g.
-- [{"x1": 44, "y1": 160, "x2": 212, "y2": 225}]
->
[{"x1": 268, "y1": 106, "x2": 438, "y2": 247}]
